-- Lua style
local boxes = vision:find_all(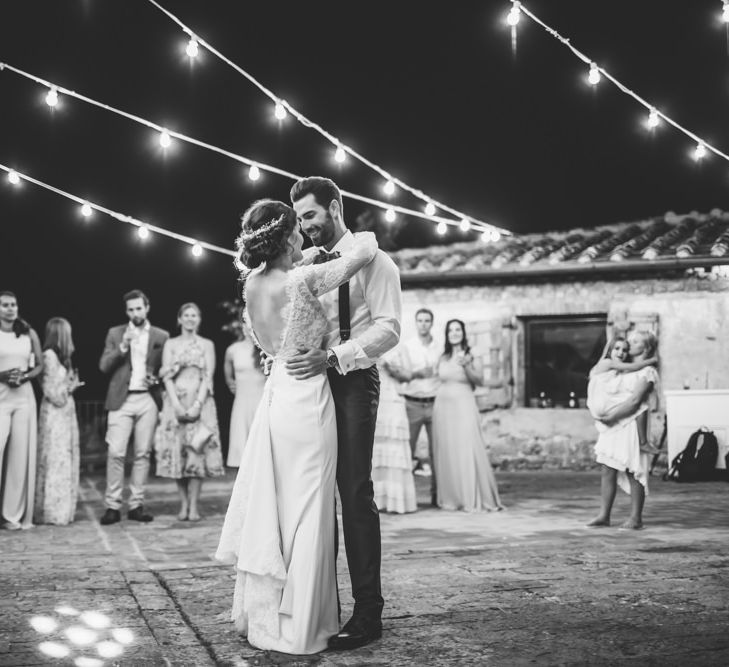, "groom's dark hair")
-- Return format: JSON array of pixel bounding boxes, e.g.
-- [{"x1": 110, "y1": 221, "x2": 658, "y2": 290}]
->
[{"x1": 290, "y1": 176, "x2": 343, "y2": 214}]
